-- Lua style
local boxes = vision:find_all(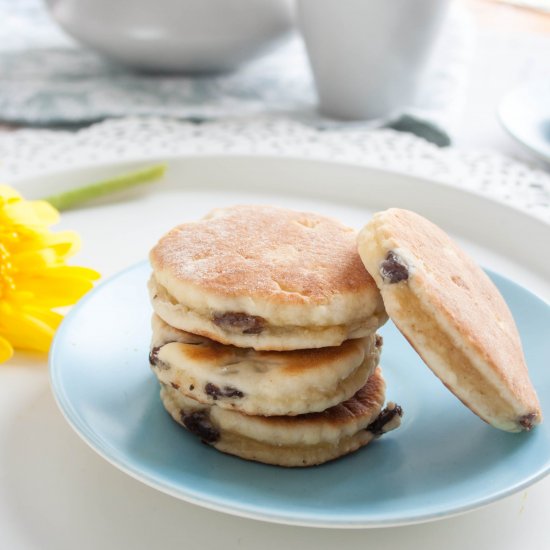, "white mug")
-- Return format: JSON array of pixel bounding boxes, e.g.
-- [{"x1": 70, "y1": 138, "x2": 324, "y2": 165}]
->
[{"x1": 297, "y1": 0, "x2": 450, "y2": 120}]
